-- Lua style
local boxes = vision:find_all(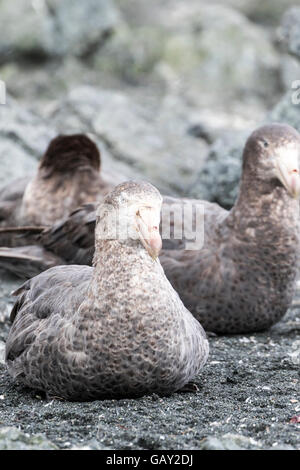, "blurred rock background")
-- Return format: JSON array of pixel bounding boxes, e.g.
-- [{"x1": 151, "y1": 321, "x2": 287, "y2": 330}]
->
[{"x1": 1, "y1": 0, "x2": 300, "y2": 206}]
